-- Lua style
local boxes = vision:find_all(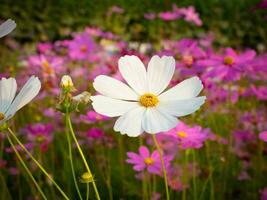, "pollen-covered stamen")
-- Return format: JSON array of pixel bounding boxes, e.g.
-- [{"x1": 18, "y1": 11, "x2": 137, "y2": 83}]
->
[
  {"x1": 182, "y1": 55, "x2": 194, "y2": 66},
  {"x1": 0, "y1": 112, "x2": 5, "y2": 121},
  {"x1": 139, "y1": 93, "x2": 159, "y2": 107},
  {"x1": 80, "y1": 45, "x2": 88, "y2": 52},
  {"x1": 177, "y1": 131, "x2": 187, "y2": 138},
  {"x1": 224, "y1": 56, "x2": 235, "y2": 65},
  {"x1": 144, "y1": 157, "x2": 154, "y2": 165}
]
